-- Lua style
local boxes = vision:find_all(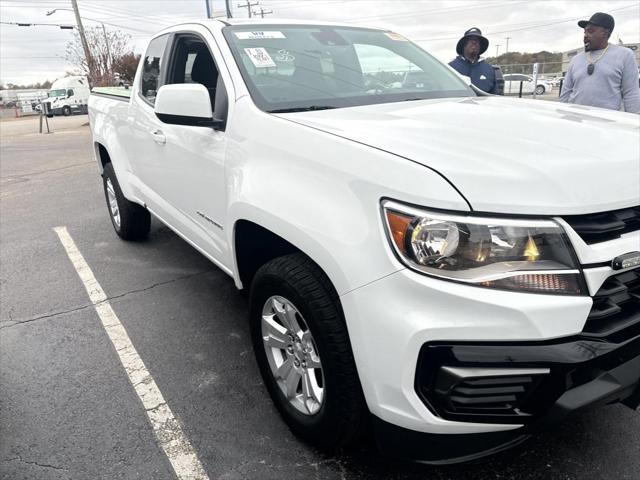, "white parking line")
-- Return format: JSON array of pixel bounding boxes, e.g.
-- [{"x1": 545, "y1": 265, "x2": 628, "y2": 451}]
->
[{"x1": 54, "y1": 226, "x2": 210, "y2": 480}]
